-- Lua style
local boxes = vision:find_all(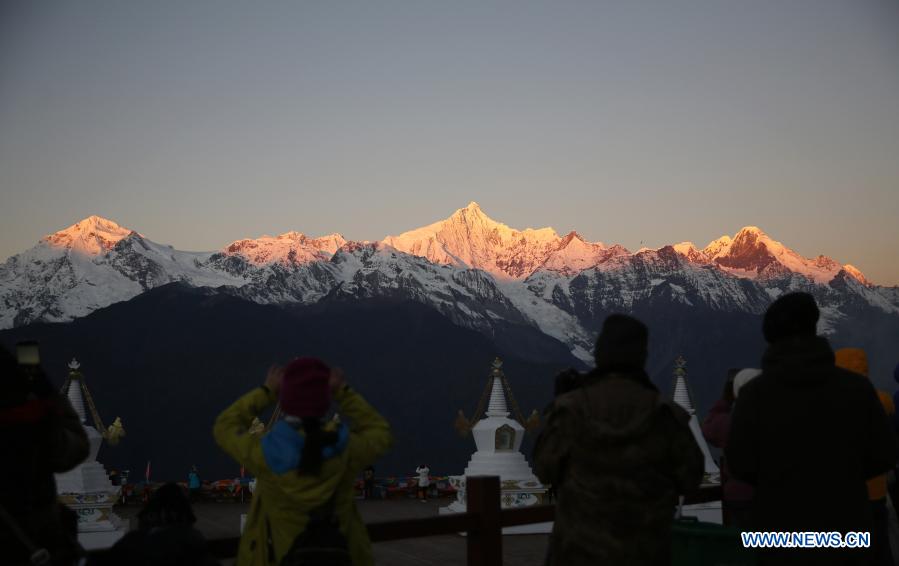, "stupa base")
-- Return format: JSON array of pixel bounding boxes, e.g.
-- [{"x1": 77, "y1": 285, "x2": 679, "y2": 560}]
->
[
  {"x1": 73, "y1": 512, "x2": 128, "y2": 550},
  {"x1": 440, "y1": 476, "x2": 553, "y2": 535},
  {"x1": 680, "y1": 501, "x2": 723, "y2": 524}
]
